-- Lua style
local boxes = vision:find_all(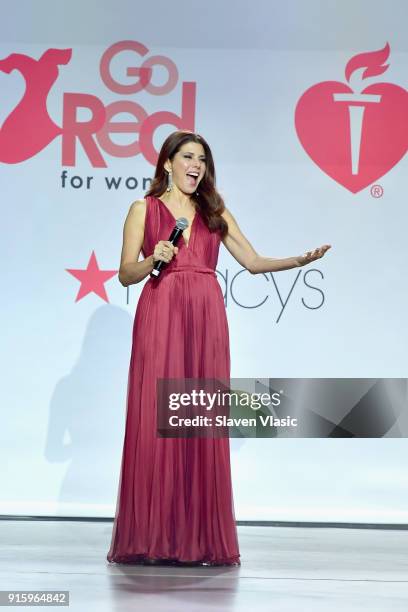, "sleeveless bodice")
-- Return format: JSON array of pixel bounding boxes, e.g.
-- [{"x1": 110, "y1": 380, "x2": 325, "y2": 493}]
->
[{"x1": 141, "y1": 195, "x2": 221, "y2": 273}]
